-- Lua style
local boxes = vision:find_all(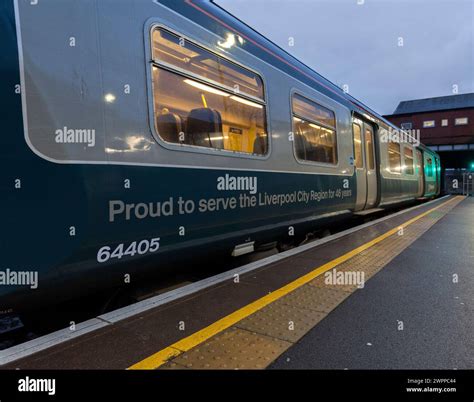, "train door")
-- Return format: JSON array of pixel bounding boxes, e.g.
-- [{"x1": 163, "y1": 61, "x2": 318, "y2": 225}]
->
[
  {"x1": 364, "y1": 124, "x2": 377, "y2": 208},
  {"x1": 416, "y1": 149, "x2": 424, "y2": 197},
  {"x1": 352, "y1": 118, "x2": 378, "y2": 210}
]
